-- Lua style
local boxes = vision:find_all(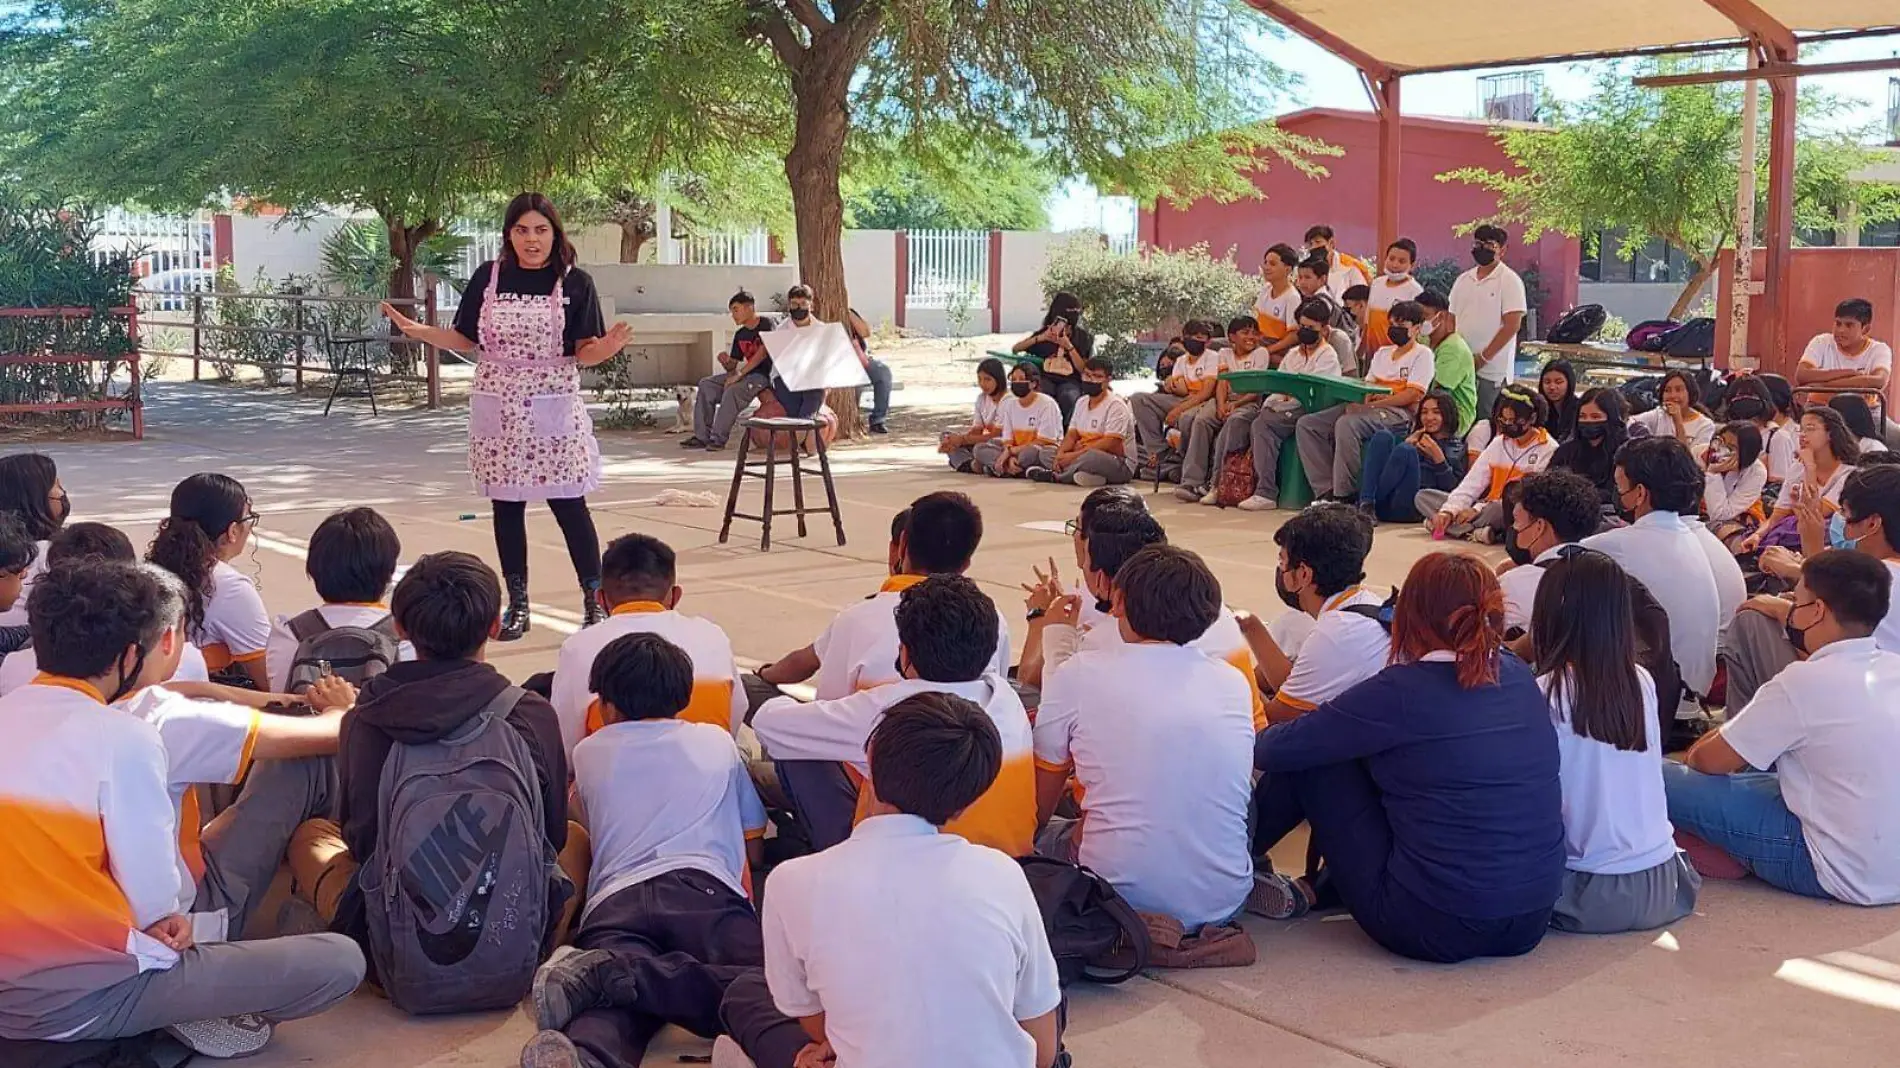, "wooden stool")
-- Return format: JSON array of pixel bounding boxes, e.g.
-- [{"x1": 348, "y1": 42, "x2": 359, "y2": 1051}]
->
[{"x1": 719, "y1": 416, "x2": 846, "y2": 551}]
